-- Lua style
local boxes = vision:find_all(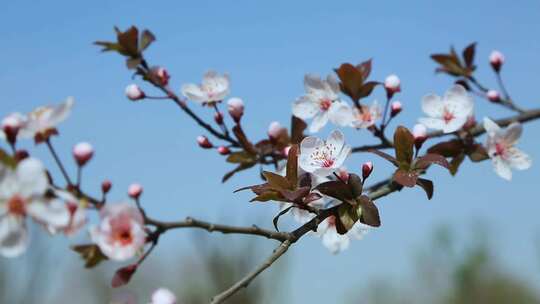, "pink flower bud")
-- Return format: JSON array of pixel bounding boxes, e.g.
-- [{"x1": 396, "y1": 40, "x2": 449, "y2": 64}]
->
[
  {"x1": 102, "y1": 180, "x2": 112, "y2": 194},
  {"x1": 125, "y1": 84, "x2": 145, "y2": 101},
  {"x1": 128, "y1": 183, "x2": 143, "y2": 199},
  {"x1": 217, "y1": 146, "x2": 230, "y2": 155},
  {"x1": 151, "y1": 288, "x2": 177, "y2": 304},
  {"x1": 486, "y1": 90, "x2": 500, "y2": 102},
  {"x1": 267, "y1": 121, "x2": 285, "y2": 139},
  {"x1": 489, "y1": 50, "x2": 505, "y2": 72},
  {"x1": 384, "y1": 74, "x2": 401, "y2": 95},
  {"x1": 214, "y1": 112, "x2": 224, "y2": 125},
  {"x1": 227, "y1": 97, "x2": 244, "y2": 123},
  {"x1": 337, "y1": 167, "x2": 349, "y2": 181},
  {"x1": 197, "y1": 135, "x2": 213, "y2": 149},
  {"x1": 390, "y1": 101, "x2": 402, "y2": 117},
  {"x1": 150, "y1": 66, "x2": 170, "y2": 86},
  {"x1": 1, "y1": 113, "x2": 24, "y2": 145},
  {"x1": 413, "y1": 123, "x2": 428, "y2": 149},
  {"x1": 73, "y1": 142, "x2": 94, "y2": 166},
  {"x1": 362, "y1": 161, "x2": 373, "y2": 180}
]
